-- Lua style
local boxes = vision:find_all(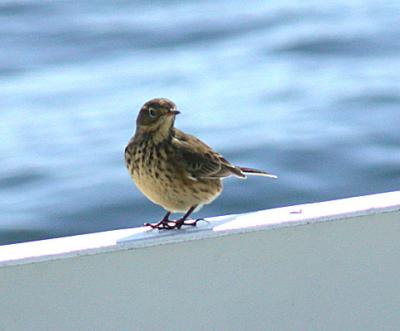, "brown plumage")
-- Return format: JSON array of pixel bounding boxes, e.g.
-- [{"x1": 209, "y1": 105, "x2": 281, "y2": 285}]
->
[{"x1": 125, "y1": 98, "x2": 277, "y2": 229}]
